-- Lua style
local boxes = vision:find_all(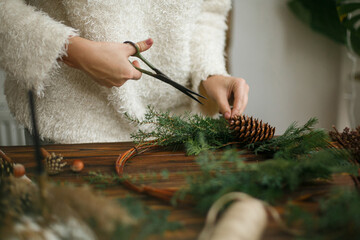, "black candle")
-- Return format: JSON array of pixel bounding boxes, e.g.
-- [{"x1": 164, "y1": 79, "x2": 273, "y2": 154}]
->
[{"x1": 28, "y1": 90, "x2": 44, "y2": 175}]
